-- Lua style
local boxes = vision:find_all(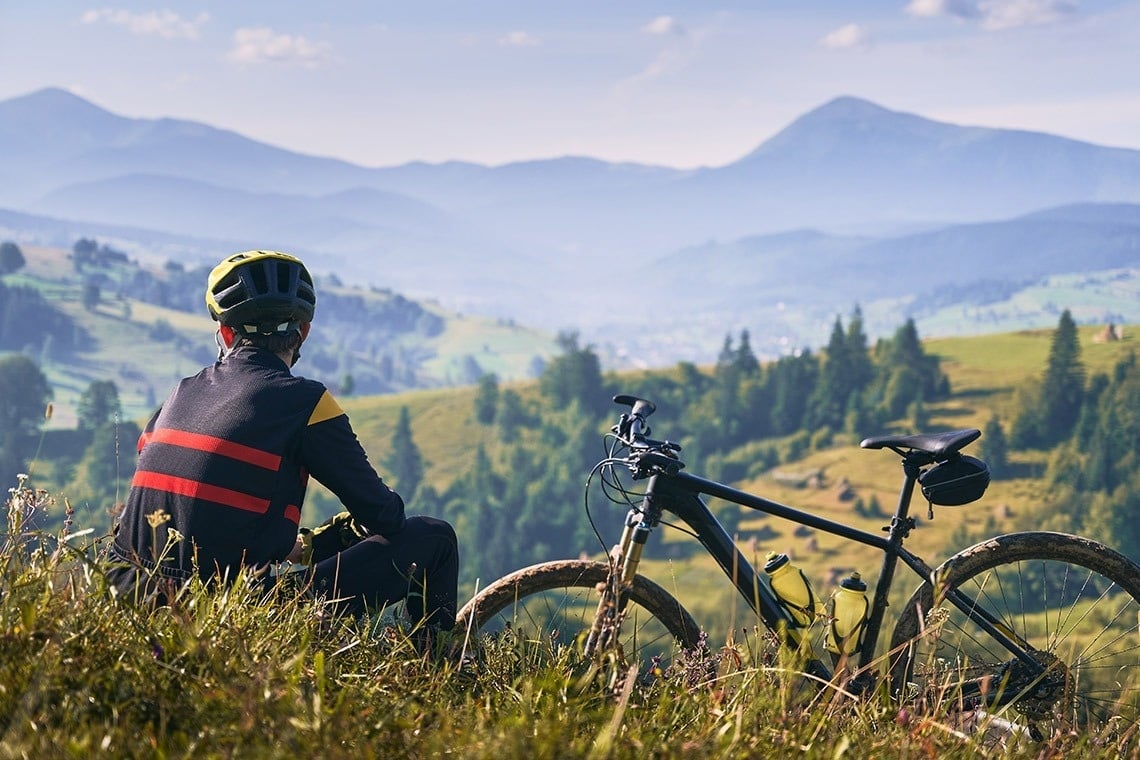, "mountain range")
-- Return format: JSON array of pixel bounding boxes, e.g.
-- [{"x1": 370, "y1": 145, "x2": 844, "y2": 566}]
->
[{"x1": 3, "y1": 87, "x2": 1140, "y2": 365}]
